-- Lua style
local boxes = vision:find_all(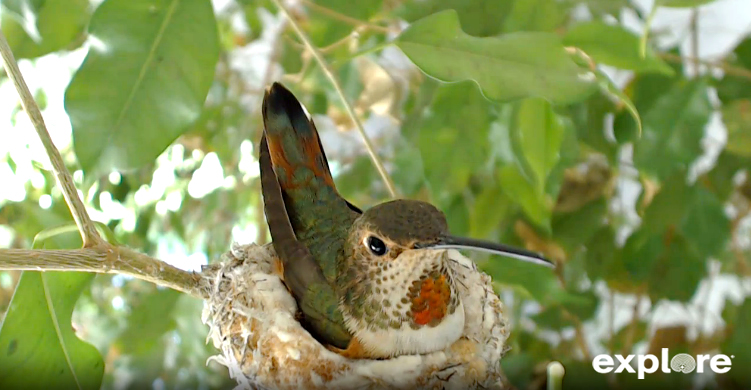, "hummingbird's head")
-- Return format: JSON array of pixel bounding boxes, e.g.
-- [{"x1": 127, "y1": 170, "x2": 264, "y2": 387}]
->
[
  {"x1": 335, "y1": 199, "x2": 553, "y2": 357},
  {"x1": 349, "y1": 199, "x2": 555, "y2": 268},
  {"x1": 351, "y1": 199, "x2": 449, "y2": 260}
]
